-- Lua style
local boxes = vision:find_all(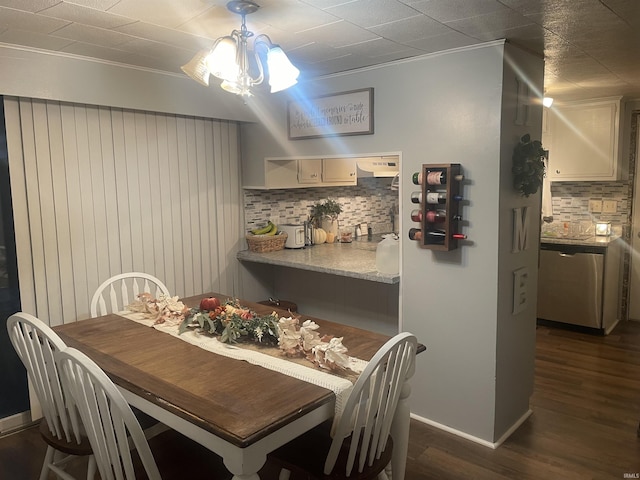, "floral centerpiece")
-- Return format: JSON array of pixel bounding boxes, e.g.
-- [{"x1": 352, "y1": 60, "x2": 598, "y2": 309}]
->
[
  {"x1": 179, "y1": 298, "x2": 281, "y2": 345},
  {"x1": 175, "y1": 296, "x2": 354, "y2": 371},
  {"x1": 128, "y1": 294, "x2": 356, "y2": 372}
]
